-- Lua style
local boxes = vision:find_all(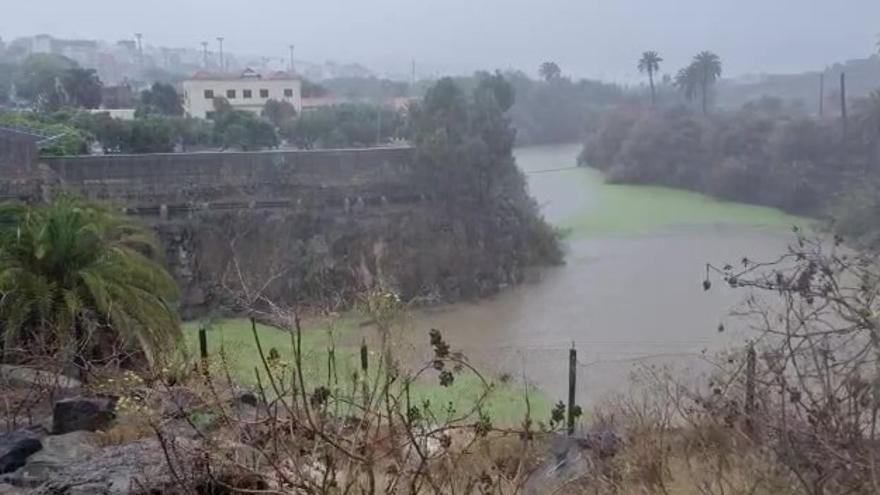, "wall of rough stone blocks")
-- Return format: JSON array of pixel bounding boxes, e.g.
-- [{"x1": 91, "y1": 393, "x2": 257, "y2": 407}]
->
[
  {"x1": 40, "y1": 147, "x2": 470, "y2": 315},
  {"x1": 43, "y1": 147, "x2": 420, "y2": 210}
]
